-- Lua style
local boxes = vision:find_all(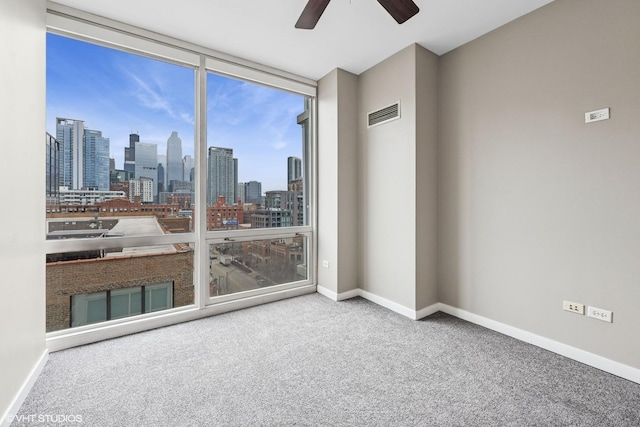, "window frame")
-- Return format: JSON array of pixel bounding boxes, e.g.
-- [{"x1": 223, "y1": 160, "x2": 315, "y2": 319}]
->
[
  {"x1": 70, "y1": 282, "x2": 174, "y2": 327},
  {"x1": 45, "y1": 3, "x2": 317, "y2": 351}
]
